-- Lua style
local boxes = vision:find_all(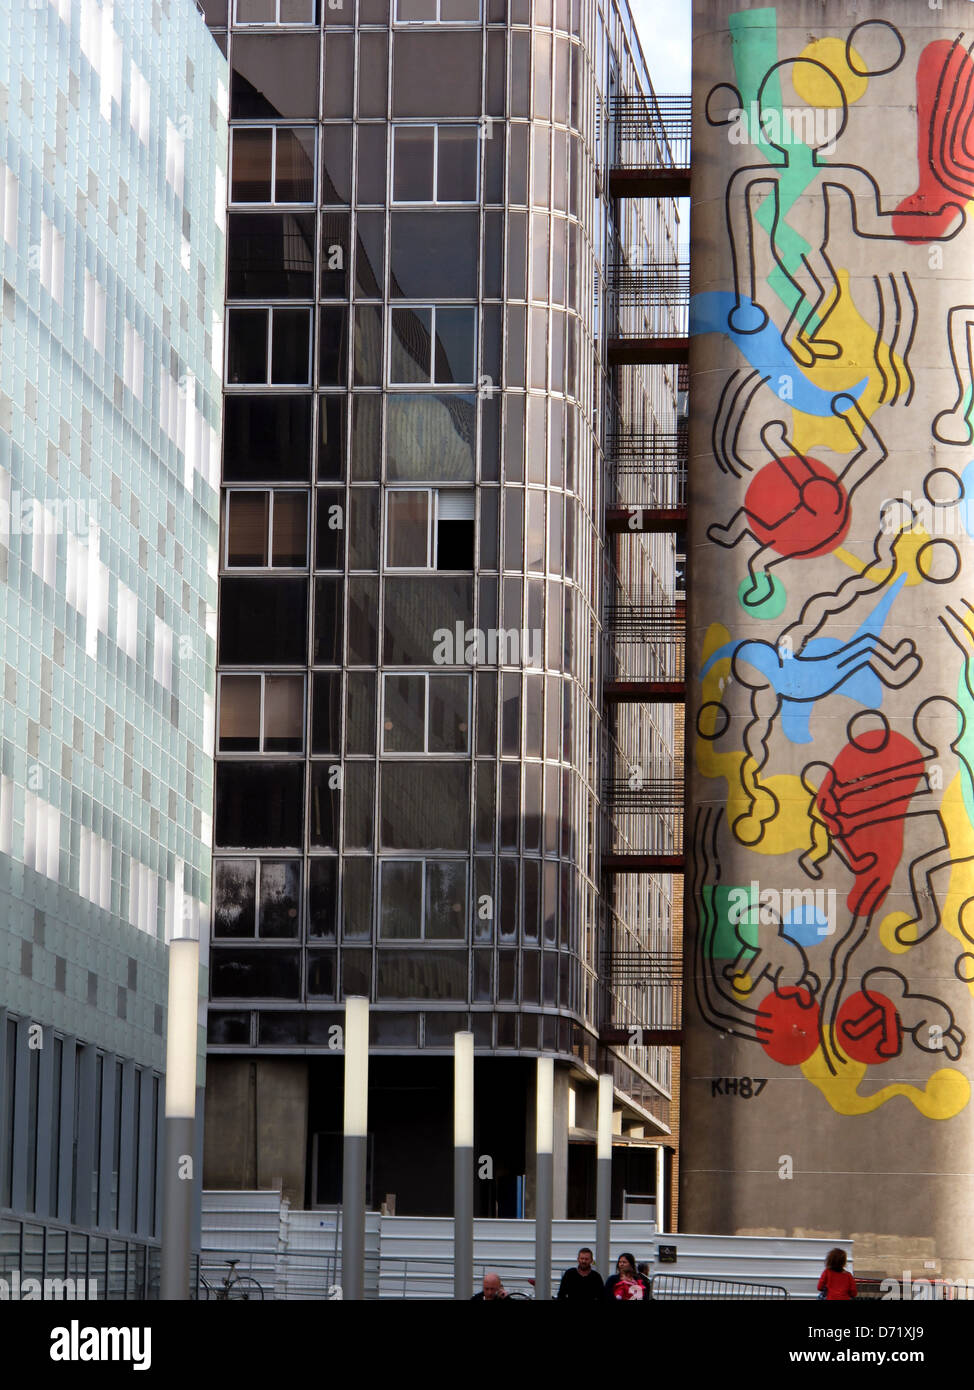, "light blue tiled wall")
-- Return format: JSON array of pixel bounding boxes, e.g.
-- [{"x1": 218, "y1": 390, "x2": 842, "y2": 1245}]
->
[{"x1": 0, "y1": 0, "x2": 226, "y2": 1069}]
